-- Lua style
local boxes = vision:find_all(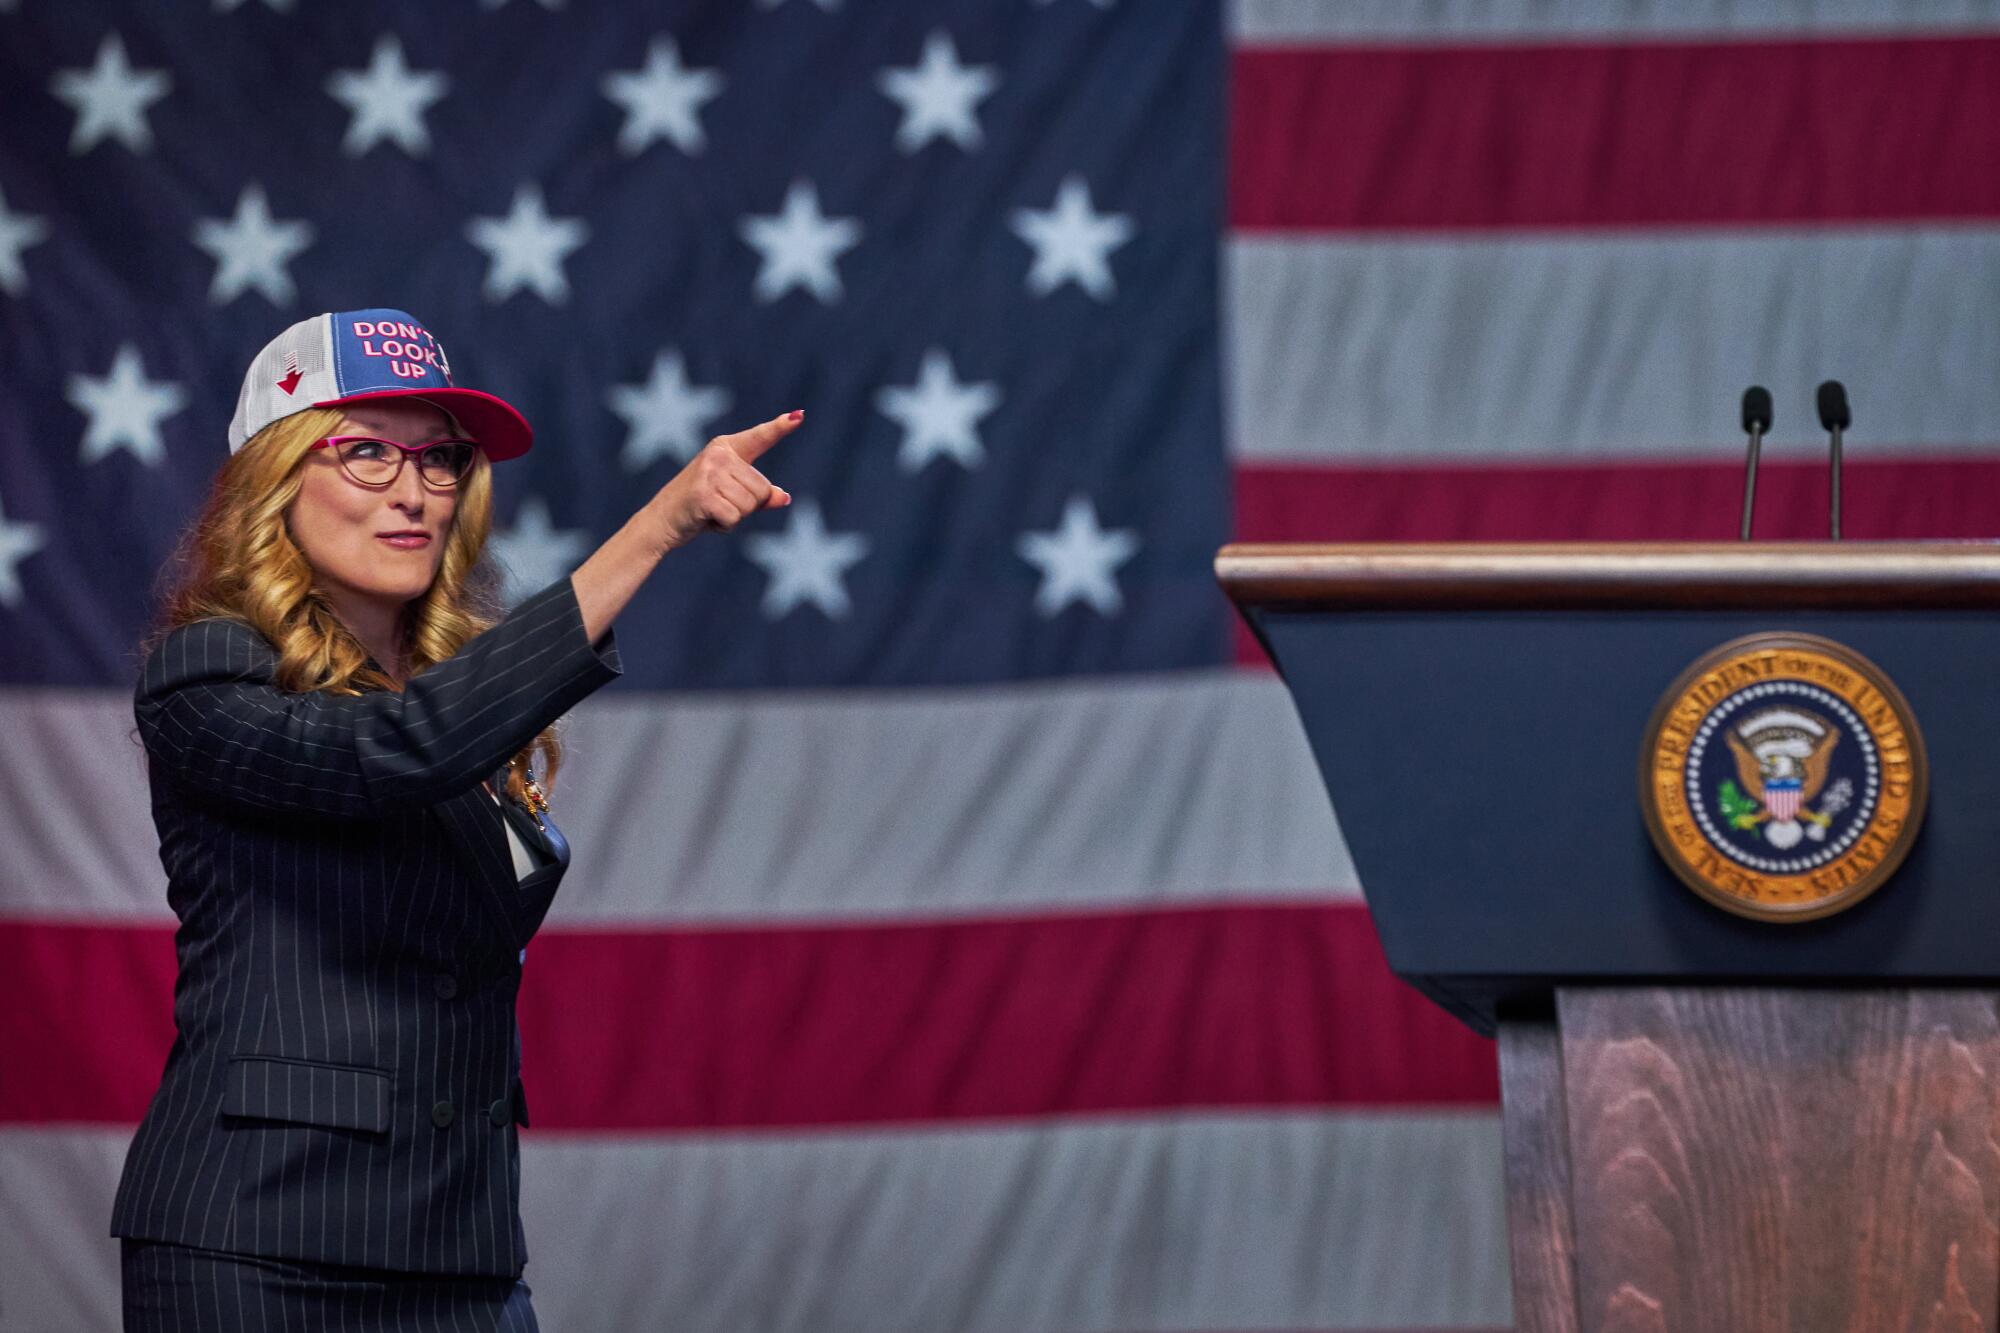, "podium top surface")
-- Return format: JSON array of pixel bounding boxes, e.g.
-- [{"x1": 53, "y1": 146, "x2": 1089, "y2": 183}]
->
[{"x1": 1216, "y1": 541, "x2": 2000, "y2": 610}]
